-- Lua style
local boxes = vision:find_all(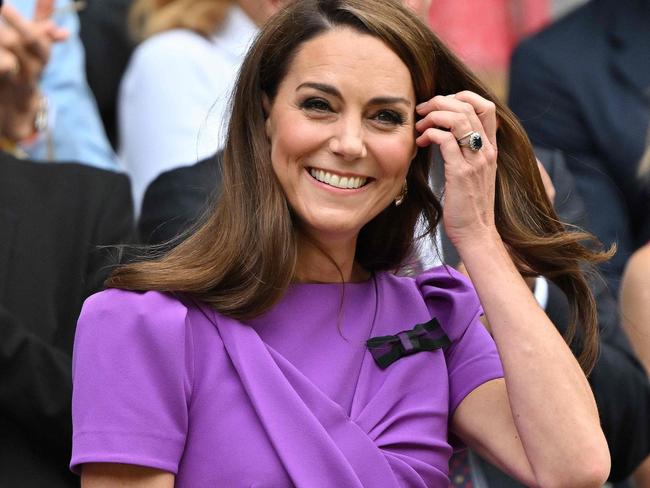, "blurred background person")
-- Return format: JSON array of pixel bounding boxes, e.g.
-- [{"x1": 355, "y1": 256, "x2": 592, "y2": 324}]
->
[
  {"x1": 118, "y1": 0, "x2": 282, "y2": 210},
  {"x1": 0, "y1": 1, "x2": 133, "y2": 485},
  {"x1": 508, "y1": 0, "x2": 650, "y2": 296},
  {"x1": 2, "y1": 0, "x2": 117, "y2": 168},
  {"x1": 427, "y1": 0, "x2": 550, "y2": 100}
]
